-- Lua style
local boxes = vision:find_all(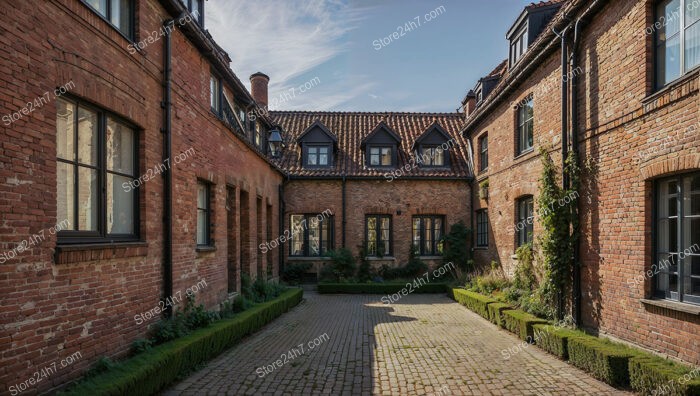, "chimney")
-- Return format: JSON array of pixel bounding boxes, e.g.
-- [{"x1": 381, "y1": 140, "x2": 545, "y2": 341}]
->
[
  {"x1": 462, "y1": 90, "x2": 476, "y2": 118},
  {"x1": 250, "y1": 72, "x2": 270, "y2": 109}
]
